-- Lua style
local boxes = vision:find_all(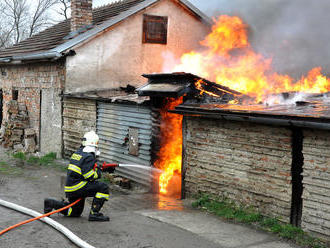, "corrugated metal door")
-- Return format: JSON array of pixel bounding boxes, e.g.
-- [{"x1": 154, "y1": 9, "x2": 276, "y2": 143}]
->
[{"x1": 97, "y1": 102, "x2": 153, "y2": 187}]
